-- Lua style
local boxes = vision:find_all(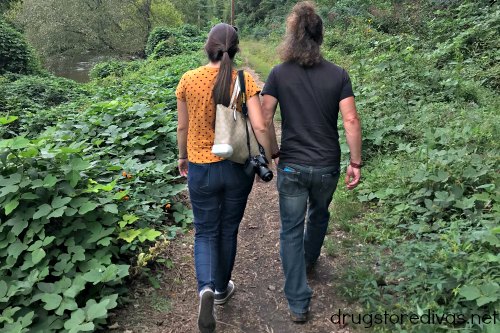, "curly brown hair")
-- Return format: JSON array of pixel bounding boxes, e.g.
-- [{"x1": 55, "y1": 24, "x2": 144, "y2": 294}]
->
[{"x1": 279, "y1": 1, "x2": 324, "y2": 67}]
